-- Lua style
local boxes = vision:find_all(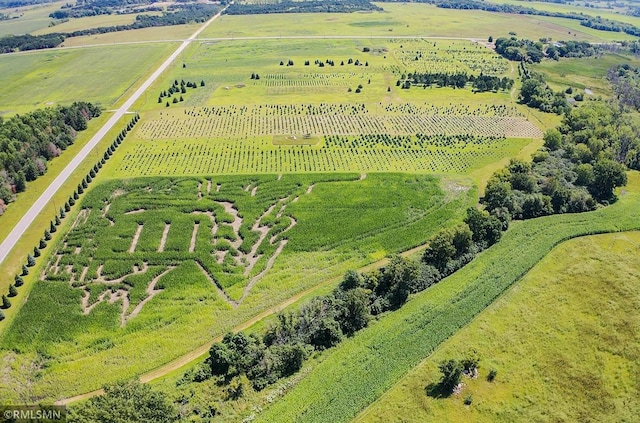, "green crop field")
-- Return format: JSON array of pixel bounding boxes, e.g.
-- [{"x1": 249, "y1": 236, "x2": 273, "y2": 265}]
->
[
  {"x1": 0, "y1": 43, "x2": 175, "y2": 116},
  {"x1": 198, "y1": 3, "x2": 633, "y2": 41},
  {"x1": 355, "y1": 230, "x2": 640, "y2": 422},
  {"x1": 0, "y1": 173, "x2": 475, "y2": 402},
  {"x1": 253, "y1": 172, "x2": 640, "y2": 423}
]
